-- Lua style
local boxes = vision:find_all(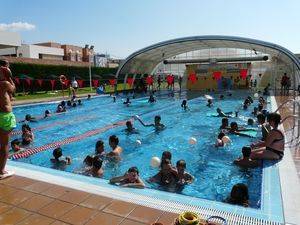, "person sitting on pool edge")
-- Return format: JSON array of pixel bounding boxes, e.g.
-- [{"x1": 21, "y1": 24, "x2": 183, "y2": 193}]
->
[
  {"x1": 134, "y1": 115, "x2": 165, "y2": 131},
  {"x1": 234, "y1": 146, "x2": 261, "y2": 168},
  {"x1": 95, "y1": 140, "x2": 106, "y2": 157},
  {"x1": 181, "y1": 100, "x2": 189, "y2": 111},
  {"x1": 250, "y1": 113, "x2": 284, "y2": 160},
  {"x1": 21, "y1": 124, "x2": 34, "y2": 145},
  {"x1": 50, "y1": 147, "x2": 71, "y2": 166},
  {"x1": 124, "y1": 120, "x2": 138, "y2": 134},
  {"x1": 216, "y1": 108, "x2": 232, "y2": 117},
  {"x1": 225, "y1": 183, "x2": 249, "y2": 207},
  {"x1": 106, "y1": 135, "x2": 123, "y2": 161},
  {"x1": 110, "y1": 166, "x2": 145, "y2": 189},
  {"x1": 176, "y1": 160, "x2": 194, "y2": 185}
]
